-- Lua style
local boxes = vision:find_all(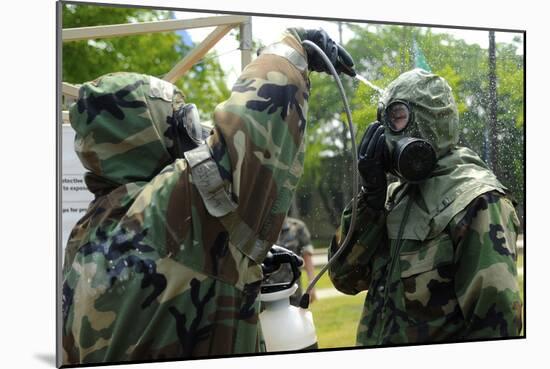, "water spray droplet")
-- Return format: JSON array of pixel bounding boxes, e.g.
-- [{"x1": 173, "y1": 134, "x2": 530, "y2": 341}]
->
[{"x1": 355, "y1": 74, "x2": 385, "y2": 95}]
